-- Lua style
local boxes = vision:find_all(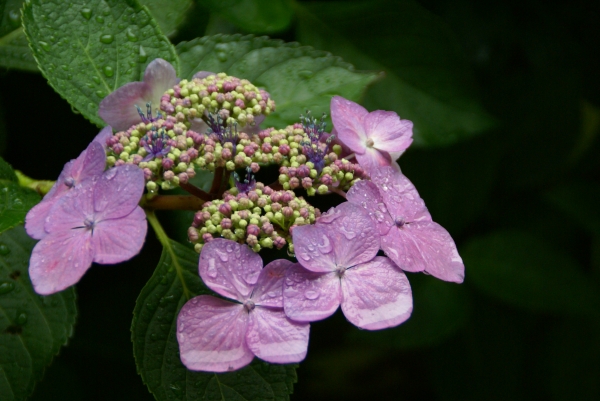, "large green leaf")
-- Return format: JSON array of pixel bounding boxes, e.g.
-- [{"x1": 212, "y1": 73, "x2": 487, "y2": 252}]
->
[
  {"x1": 0, "y1": 225, "x2": 77, "y2": 401},
  {"x1": 0, "y1": 157, "x2": 40, "y2": 235},
  {"x1": 131, "y1": 239, "x2": 297, "y2": 400},
  {"x1": 296, "y1": 0, "x2": 495, "y2": 146},
  {"x1": 463, "y1": 230, "x2": 600, "y2": 317},
  {"x1": 198, "y1": 0, "x2": 293, "y2": 34},
  {"x1": 22, "y1": 0, "x2": 179, "y2": 126},
  {"x1": 141, "y1": 0, "x2": 193, "y2": 37},
  {"x1": 176, "y1": 34, "x2": 379, "y2": 129},
  {"x1": 0, "y1": 0, "x2": 37, "y2": 72},
  {"x1": 347, "y1": 274, "x2": 470, "y2": 350}
]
